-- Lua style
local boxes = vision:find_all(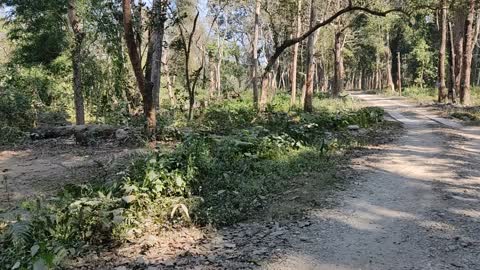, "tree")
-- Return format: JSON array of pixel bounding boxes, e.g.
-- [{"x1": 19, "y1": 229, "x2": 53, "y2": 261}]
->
[
  {"x1": 67, "y1": 0, "x2": 86, "y2": 125},
  {"x1": 304, "y1": 0, "x2": 318, "y2": 112},
  {"x1": 259, "y1": 1, "x2": 402, "y2": 111},
  {"x1": 290, "y1": 0, "x2": 302, "y2": 106},
  {"x1": 460, "y1": 0, "x2": 475, "y2": 105},
  {"x1": 178, "y1": 10, "x2": 203, "y2": 120},
  {"x1": 252, "y1": 0, "x2": 261, "y2": 108},
  {"x1": 437, "y1": 0, "x2": 447, "y2": 103},
  {"x1": 151, "y1": 0, "x2": 168, "y2": 109},
  {"x1": 122, "y1": 0, "x2": 167, "y2": 139}
]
